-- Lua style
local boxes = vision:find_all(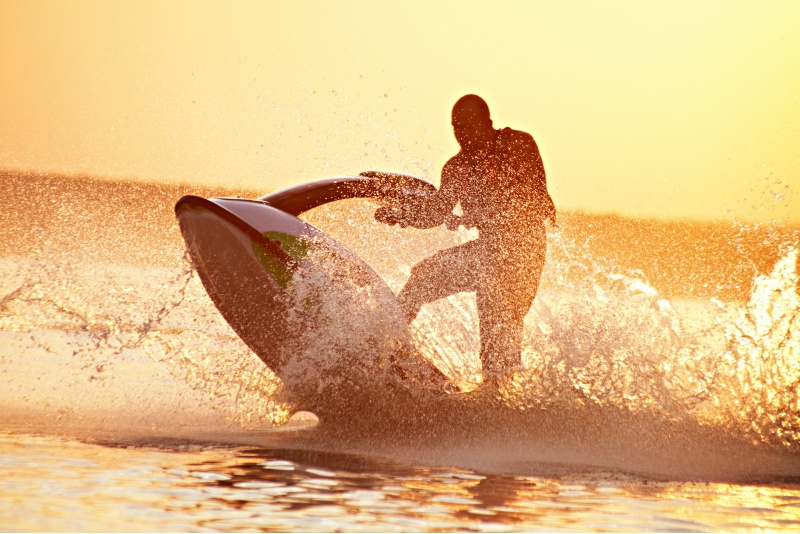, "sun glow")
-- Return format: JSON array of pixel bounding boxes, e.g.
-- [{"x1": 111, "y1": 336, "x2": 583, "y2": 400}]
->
[{"x1": 1, "y1": 0, "x2": 799, "y2": 222}]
